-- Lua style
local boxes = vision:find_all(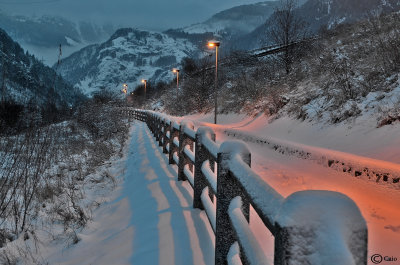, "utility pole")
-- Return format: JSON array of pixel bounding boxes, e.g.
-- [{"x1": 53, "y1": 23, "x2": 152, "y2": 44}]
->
[
  {"x1": 1, "y1": 67, "x2": 5, "y2": 105},
  {"x1": 1, "y1": 42, "x2": 6, "y2": 106},
  {"x1": 53, "y1": 44, "x2": 62, "y2": 94}
]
